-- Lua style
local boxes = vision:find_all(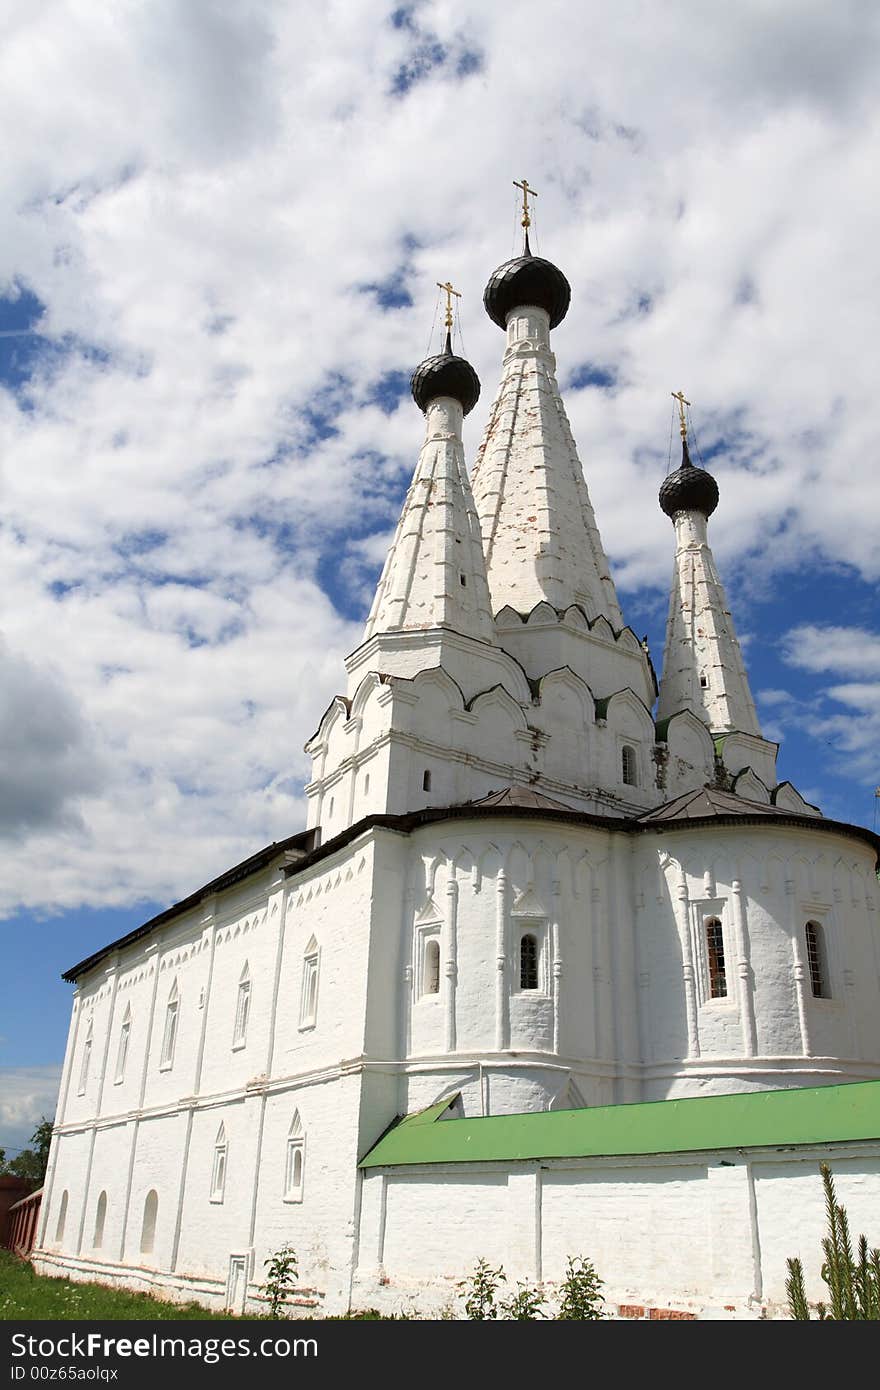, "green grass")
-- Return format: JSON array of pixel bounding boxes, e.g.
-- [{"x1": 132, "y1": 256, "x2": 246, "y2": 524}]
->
[{"x1": 0, "y1": 1251, "x2": 241, "y2": 1321}]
